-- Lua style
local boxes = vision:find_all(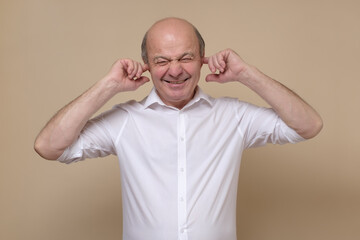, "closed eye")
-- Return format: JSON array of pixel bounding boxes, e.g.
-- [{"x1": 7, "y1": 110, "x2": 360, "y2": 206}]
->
[
  {"x1": 180, "y1": 57, "x2": 193, "y2": 63},
  {"x1": 155, "y1": 60, "x2": 170, "y2": 66}
]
